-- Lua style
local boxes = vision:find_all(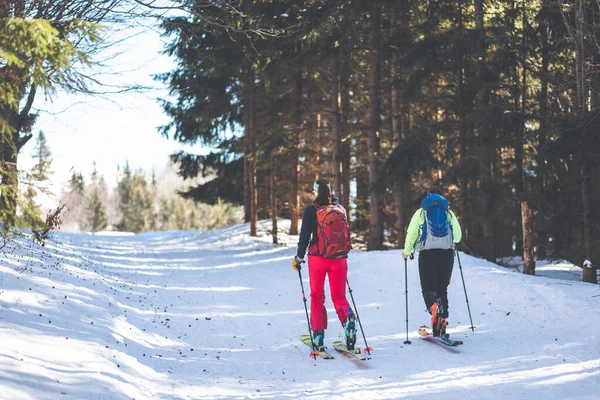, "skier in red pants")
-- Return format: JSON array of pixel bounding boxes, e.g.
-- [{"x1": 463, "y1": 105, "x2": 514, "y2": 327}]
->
[{"x1": 292, "y1": 179, "x2": 354, "y2": 351}]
